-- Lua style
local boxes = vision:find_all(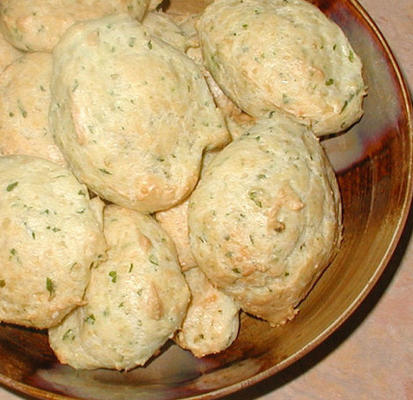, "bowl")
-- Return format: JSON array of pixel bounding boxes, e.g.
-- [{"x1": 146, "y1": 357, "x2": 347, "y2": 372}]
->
[{"x1": 0, "y1": 0, "x2": 412, "y2": 399}]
